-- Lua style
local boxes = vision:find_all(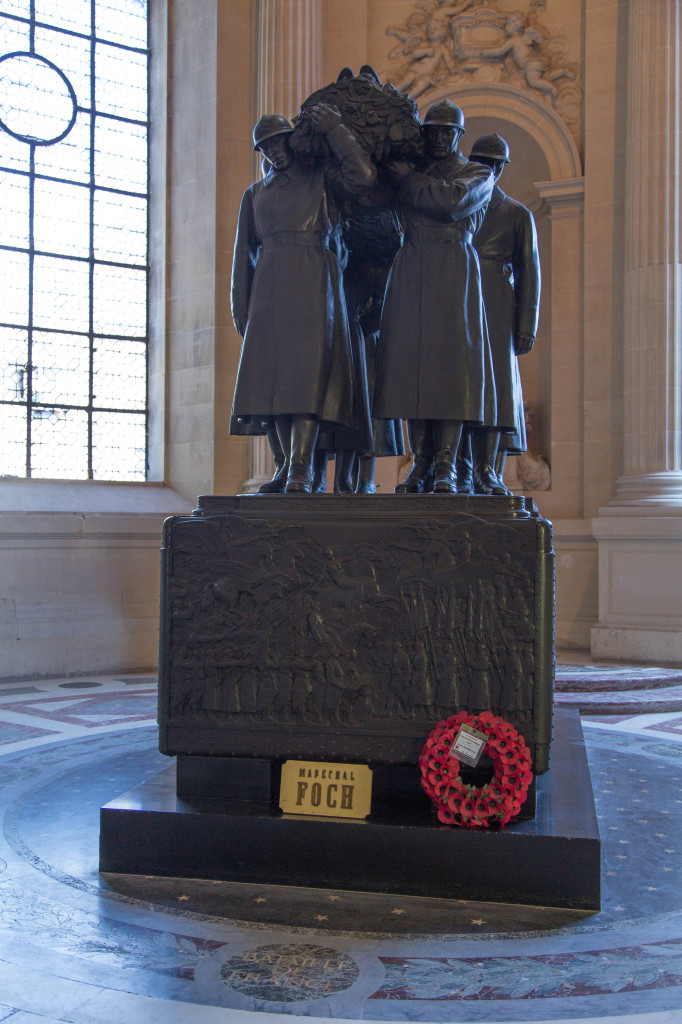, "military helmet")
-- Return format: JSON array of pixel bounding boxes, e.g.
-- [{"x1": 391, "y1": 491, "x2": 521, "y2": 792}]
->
[
  {"x1": 252, "y1": 114, "x2": 293, "y2": 151},
  {"x1": 469, "y1": 132, "x2": 511, "y2": 163},
  {"x1": 423, "y1": 99, "x2": 465, "y2": 131}
]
